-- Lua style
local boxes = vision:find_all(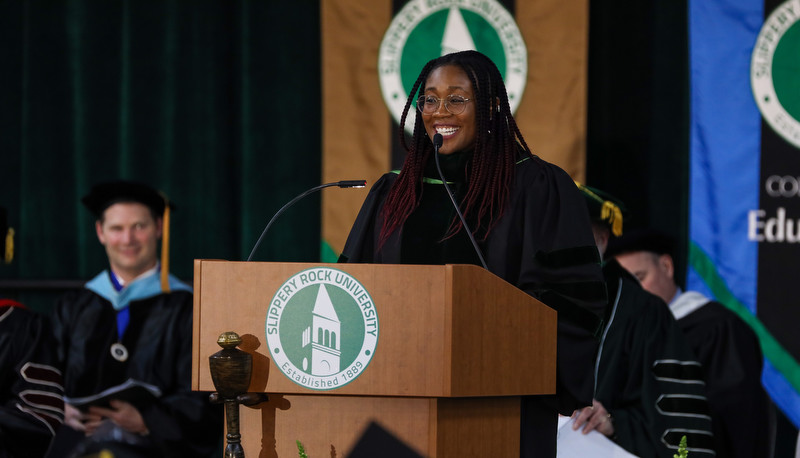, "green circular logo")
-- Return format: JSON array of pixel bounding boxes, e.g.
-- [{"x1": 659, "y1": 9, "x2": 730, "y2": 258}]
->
[
  {"x1": 751, "y1": 0, "x2": 800, "y2": 149},
  {"x1": 265, "y1": 267, "x2": 378, "y2": 390},
  {"x1": 378, "y1": 0, "x2": 527, "y2": 133}
]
